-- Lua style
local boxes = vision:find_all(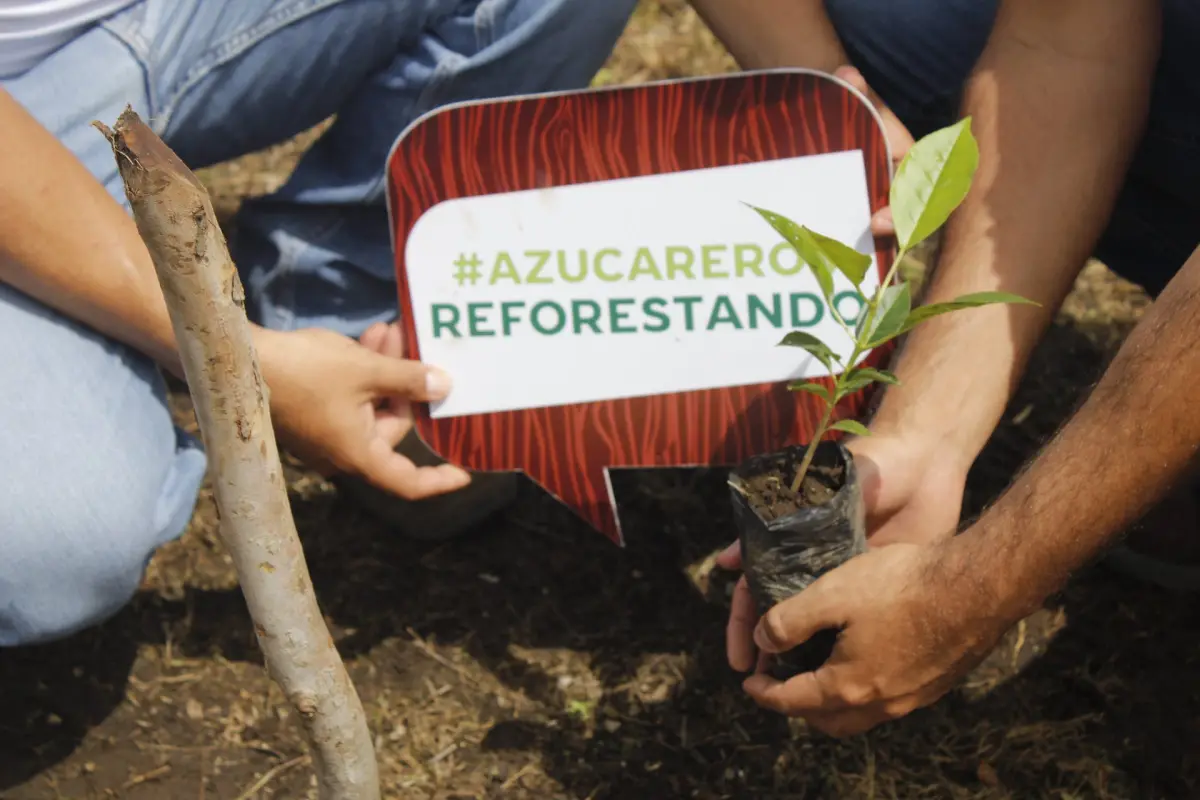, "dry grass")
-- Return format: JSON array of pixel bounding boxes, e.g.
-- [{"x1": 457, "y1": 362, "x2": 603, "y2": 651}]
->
[{"x1": 2, "y1": 2, "x2": 1195, "y2": 799}]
